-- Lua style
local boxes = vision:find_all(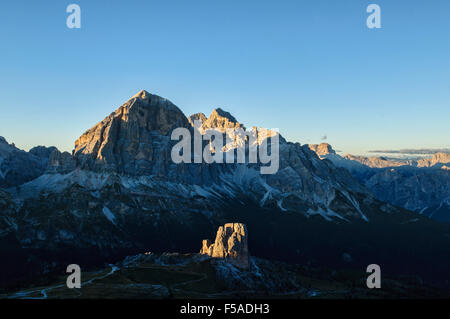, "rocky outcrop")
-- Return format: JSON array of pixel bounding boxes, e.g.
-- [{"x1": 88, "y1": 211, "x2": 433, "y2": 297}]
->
[
  {"x1": 308, "y1": 143, "x2": 336, "y2": 157},
  {"x1": 200, "y1": 223, "x2": 249, "y2": 269},
  {"x1": 188, "y1": 113, "x2": 207, "y2": 127},
  {"x1": 194, "y1": 108, "x2": 245, "y2": 133}
]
